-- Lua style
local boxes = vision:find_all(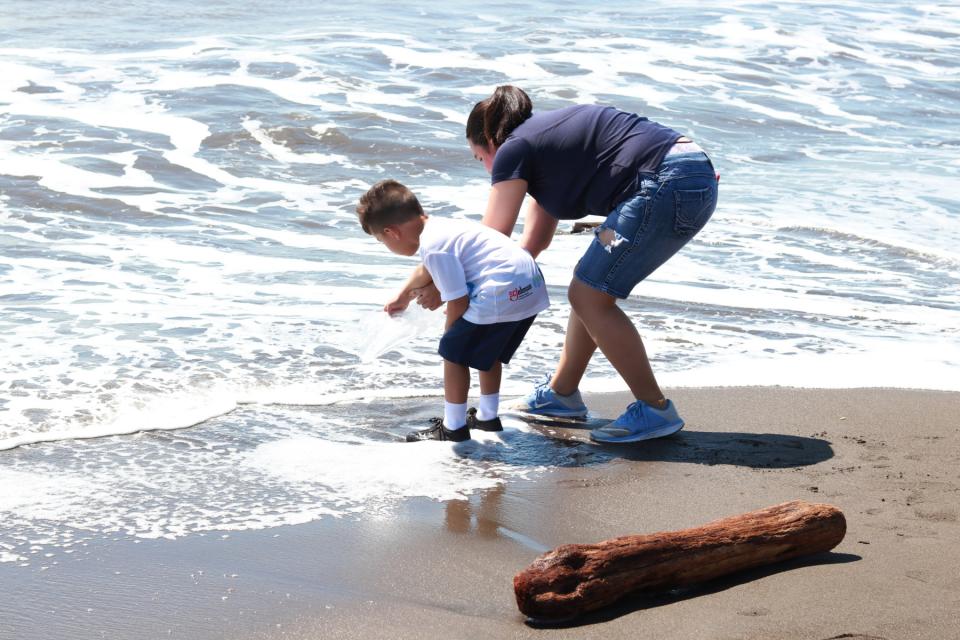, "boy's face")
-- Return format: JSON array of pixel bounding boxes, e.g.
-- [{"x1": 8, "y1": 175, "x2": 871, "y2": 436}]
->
[
  {"x1": 468, "y1": 141, "x2": 497, "y2": 175},
  {"x1": 374, "y1": 223, "x2": 419, "y2": 257}
]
